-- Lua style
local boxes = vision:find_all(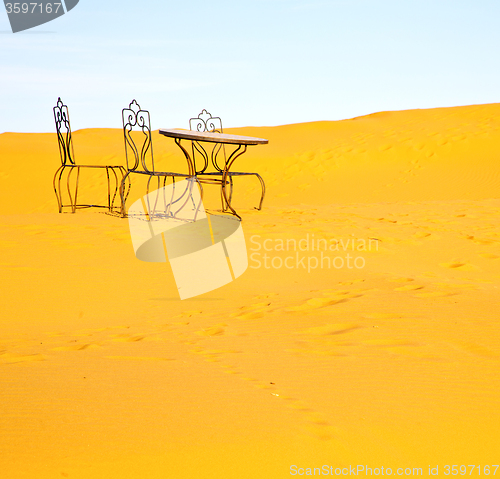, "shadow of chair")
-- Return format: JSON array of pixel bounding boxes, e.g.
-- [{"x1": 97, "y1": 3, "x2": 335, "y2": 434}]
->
[
  {"x1": 119, "y1": 100, "x2": 195, "y2": 217},
  {"x1": 53, "y1": 97, "x2": 126, "y2": 213},
  {"x1": 189, "y1": 109, "x2": 266, "y2": 212}
]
